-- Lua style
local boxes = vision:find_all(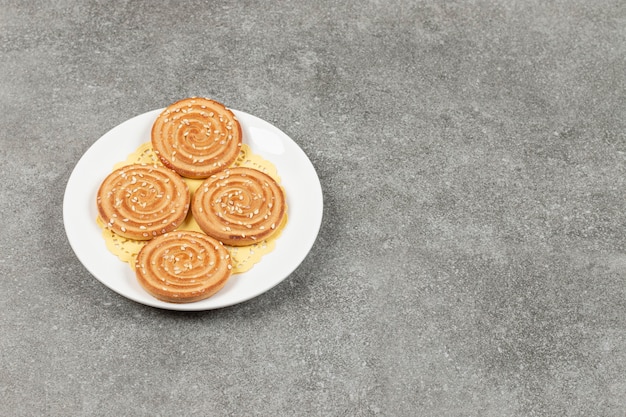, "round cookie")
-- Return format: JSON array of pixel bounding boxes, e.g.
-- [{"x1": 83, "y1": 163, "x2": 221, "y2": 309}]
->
[
  {"x1": 192, "y1": 167, "x2": 286, "y2": 246},
  {"x1": 135, "y1": 231, "x2": 232, "y2": 303},
  {"x1": 151, "y1": 97, "x2": 243, "y2": 179},
  {"x1": 96, "y1": 164, "x2": 190, "y2": 240}
]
